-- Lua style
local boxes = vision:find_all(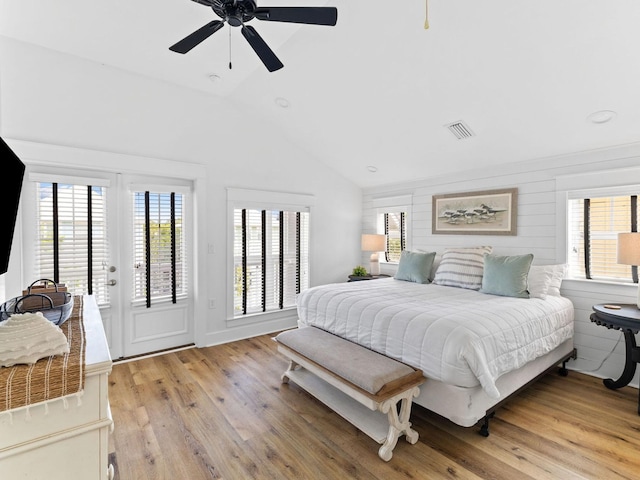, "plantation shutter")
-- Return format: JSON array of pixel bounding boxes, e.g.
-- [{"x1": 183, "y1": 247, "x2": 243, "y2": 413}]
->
[
  {"x1": 297, "y1": 212, "x2": 310, "y2": 296},
  {"x1": 34, "y1": 181, "x2": 110, "y2": 304},
  {"x1": 384, "y1": 212, "x2": 406, "y2": 262},
  {"x1": 228, "y1": 188, "x2": 313, "y2": 319},
  {"x1": 132, "y1": 190, "x2": 187, "y2": 306},
  {"x1": 236, "y1": 208, "x2": 265, "y2": 315},
  {"x1": 233, "y1": 208, "x2": 309, "y2": 317}
]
